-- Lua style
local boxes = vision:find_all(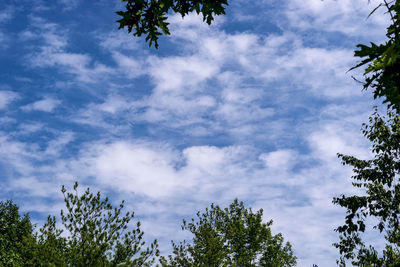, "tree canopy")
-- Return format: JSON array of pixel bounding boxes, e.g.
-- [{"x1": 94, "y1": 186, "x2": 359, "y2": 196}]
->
[{"x1": 160, "y1": 199, "x2": 297, "y2": 267}]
